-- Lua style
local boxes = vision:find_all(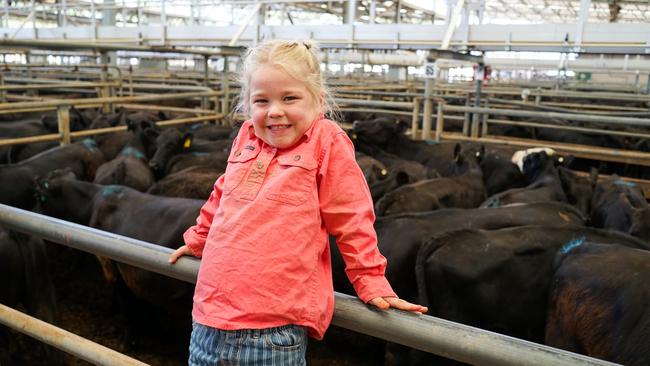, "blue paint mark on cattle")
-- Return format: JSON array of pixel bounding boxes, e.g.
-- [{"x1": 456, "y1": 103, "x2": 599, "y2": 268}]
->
[
  {"x1": 486, "y1": 198, "x2": 501, "y2": 208},
  {"x1": 190, "y1": 124, "x2": 203, "y2": 130},
  {"x1": 101, "y1": 185, "x2": 124, "y2": 197},
  {"x1": 425, "y1": 139, "x2": 439, "y2": 145},
  {"x1": 82, "y1": 138, "x2": 98, "y2": 151},
  {"x1": 191, "y1": 152, "x2": 210, "y2": 157},
  {"x1": 119, "y1": 147, "x2": 146, "y2": 159},
  {"x1": 560, "y1": 236, "x2": 586, "y2": 254},
  {"x1": 614, "y1": 179, "x2": 636, "y2": 188}
]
